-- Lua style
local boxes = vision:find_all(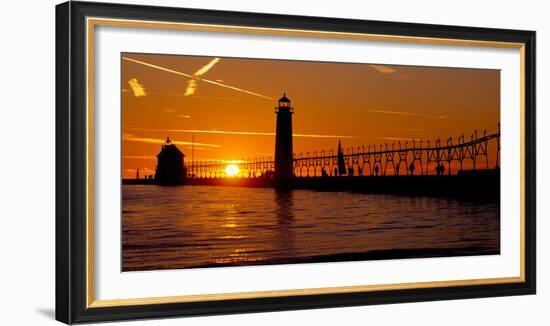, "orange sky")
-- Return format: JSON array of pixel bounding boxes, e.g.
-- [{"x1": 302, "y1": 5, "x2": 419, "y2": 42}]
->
[{"x1": 121, "y1": 53, "x2": 500, "y2": 179}]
